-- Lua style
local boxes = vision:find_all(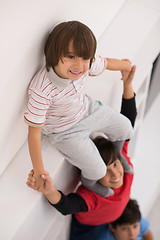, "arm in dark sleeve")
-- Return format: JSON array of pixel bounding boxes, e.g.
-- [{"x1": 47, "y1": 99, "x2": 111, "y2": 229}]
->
[
  {"x1": 48, "y1": 191, "x2": 88, "y2": 215},
  {"x1": 121, "y1": 93, "x2": 137, "y2": 128}
]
